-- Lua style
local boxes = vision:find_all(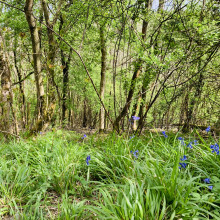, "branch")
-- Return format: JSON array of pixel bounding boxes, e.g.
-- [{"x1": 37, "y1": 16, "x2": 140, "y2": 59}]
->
[{"x1": 12, "y1": 71, "x2": 34, "y2": 86}]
